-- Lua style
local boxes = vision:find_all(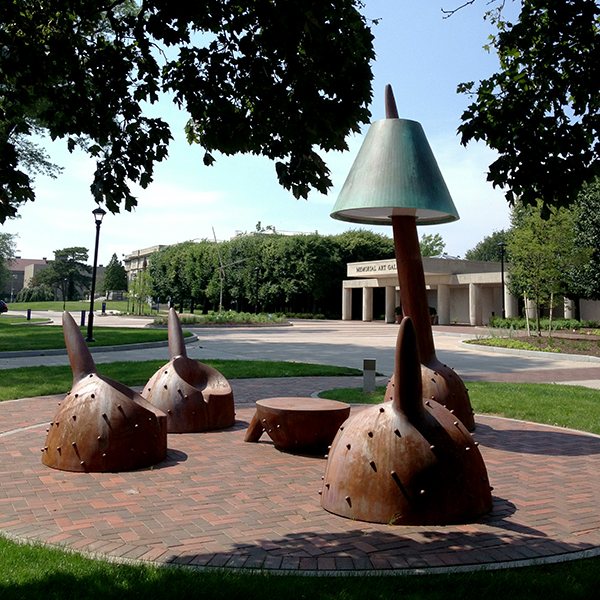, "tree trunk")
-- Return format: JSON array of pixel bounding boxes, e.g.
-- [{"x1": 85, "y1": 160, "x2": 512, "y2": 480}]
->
[{"x1": 525, "y1": 294, "x2": 531, "y2": 336}]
